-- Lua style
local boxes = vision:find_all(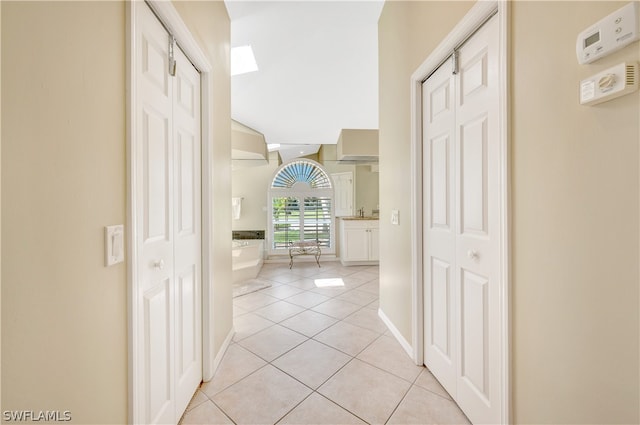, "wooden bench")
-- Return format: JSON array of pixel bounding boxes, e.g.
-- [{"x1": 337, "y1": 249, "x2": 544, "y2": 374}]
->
[{"x1": 288, "y1": 241, "x2": 321, "y2": 269}]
